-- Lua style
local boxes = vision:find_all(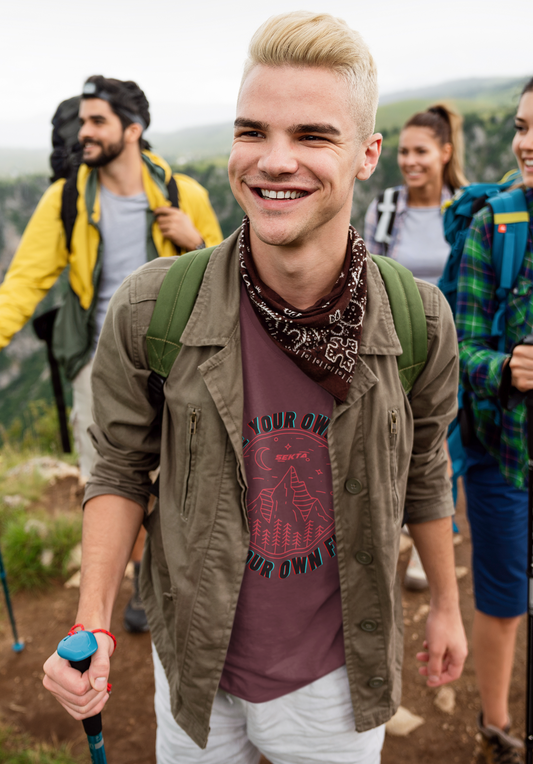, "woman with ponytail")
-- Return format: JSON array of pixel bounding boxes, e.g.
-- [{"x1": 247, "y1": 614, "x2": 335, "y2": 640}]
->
[
  {"x1": 365, "y1": 104, "x2": 467, "y2": 591},
  {"x1": 365, "y1": 103, "x2": 467, "y2": 283}
]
